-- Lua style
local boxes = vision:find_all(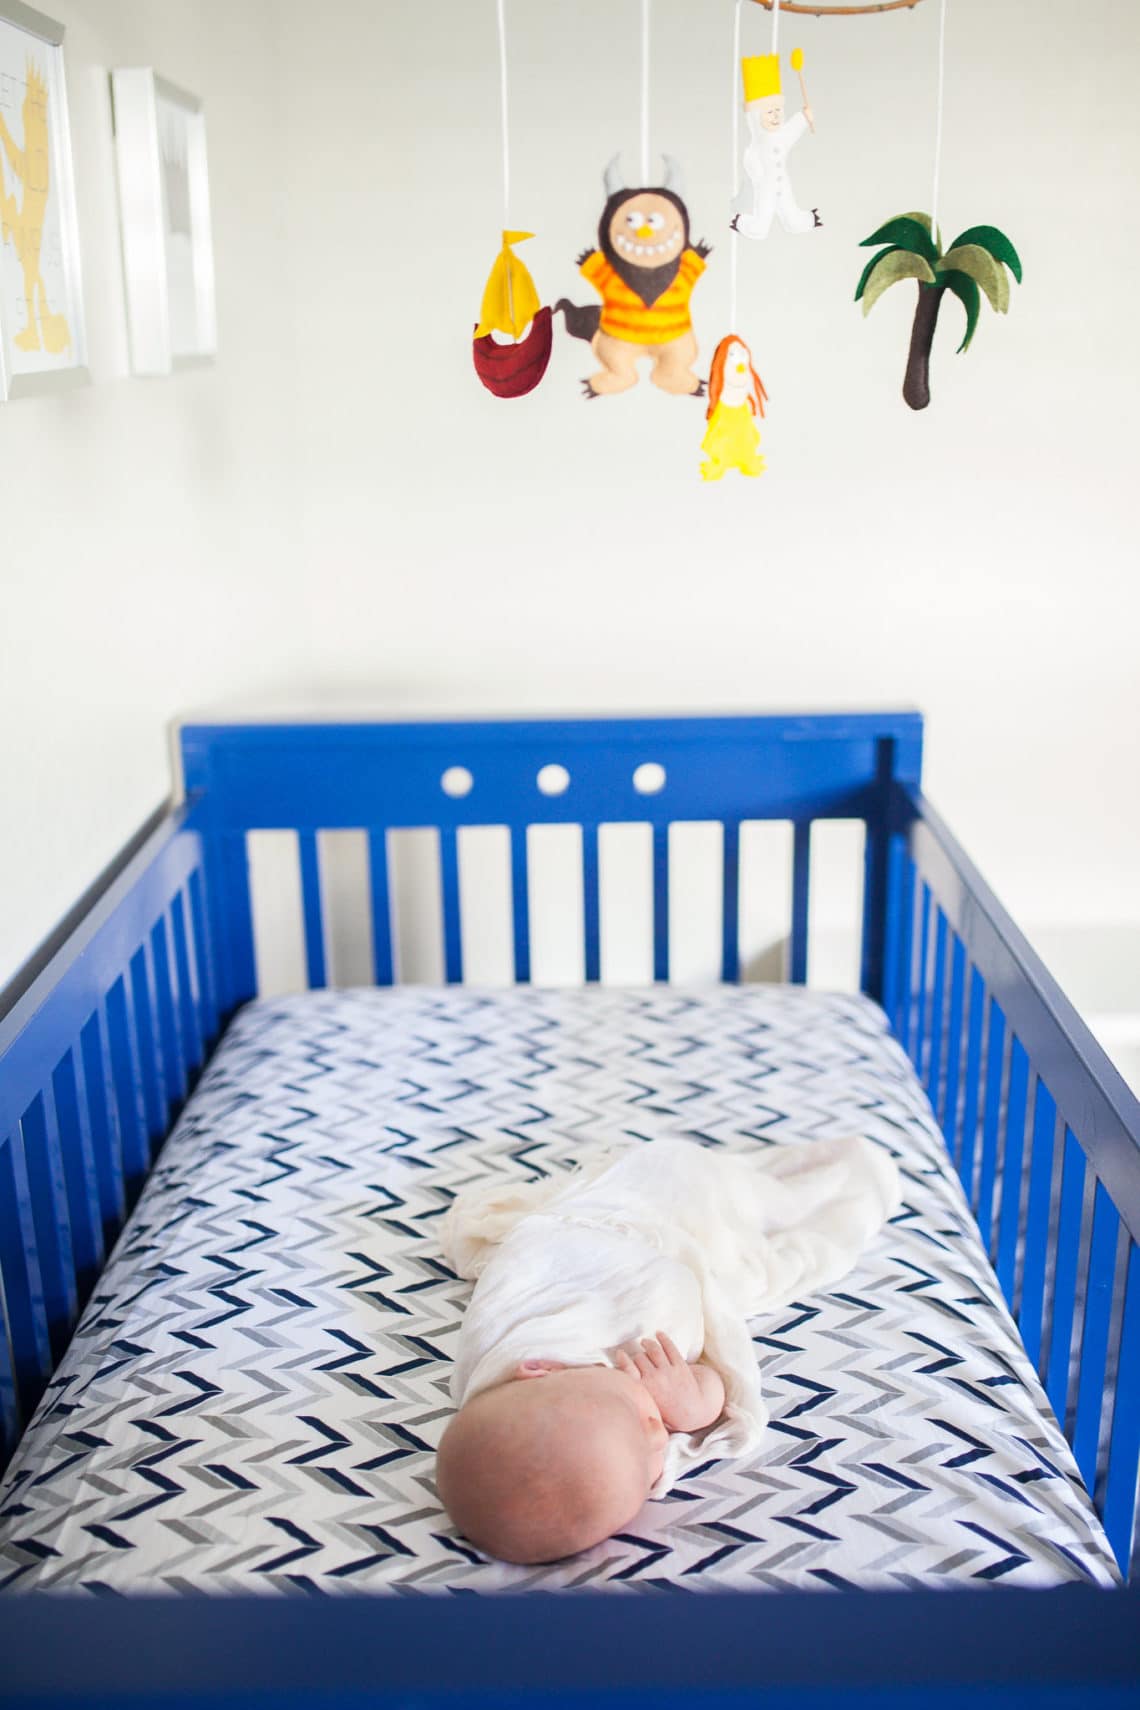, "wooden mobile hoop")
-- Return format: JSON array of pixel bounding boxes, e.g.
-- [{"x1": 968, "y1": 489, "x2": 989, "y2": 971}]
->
[{"x1": 749, "y1": 0, "x2": 924, "y2": 15}]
